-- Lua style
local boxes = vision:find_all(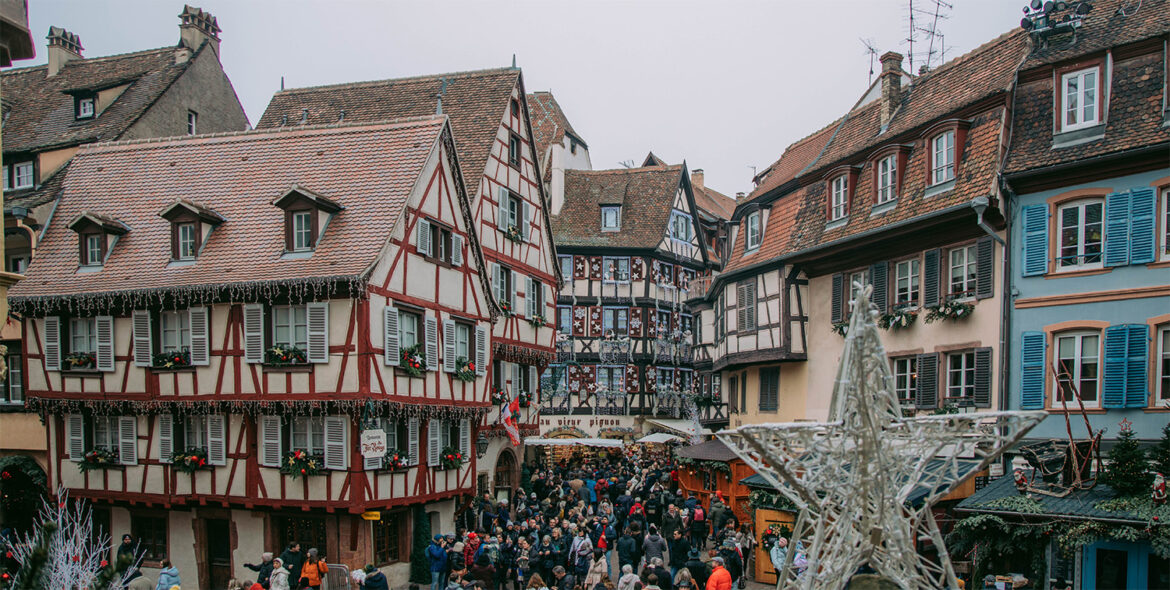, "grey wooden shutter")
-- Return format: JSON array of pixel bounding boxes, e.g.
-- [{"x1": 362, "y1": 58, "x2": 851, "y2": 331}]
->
[
  {"x1": 427, "y1": 419, "x2": 441, "y2": 466},
  {"x1": 66, "y1": 414, "x2": 84, "y2": 461},
  {"x1": 452, "y1": 234, "x2": 464, "y2": 267},
  {"x1": 417, "y1": 218, "x2": 432, "y2": 257},
  {"x1": 95, "y1": 316, "x2": 115, "y2": 372},
  {"x1": 736, "y1": 283, "x2": 747, "y2": 329},
  {"x1": 915, "y1": 353, "x2": 938, "y2": 409},
  {"x1": 745, "y1": 282, "x2": 756, "y2": 330},
  {"x1": 973, "y1": 347, "x2": 993, "y2": 408},
  {"x1": 44, "y1": 317, "x2": 61, "y2": 371},
  {"x1": 424, "y1": 316, "x2": 439, "y2": 371},
  {"x1": 497, "y1": 188, "x2": 509, "y2": 233},
  {"x1": 323, "y1": 416, "x2": 348, "y2": 470},
  {"x1": 408, "y1": 417, "x2": 420, "y2": 466},
  {"x1": 207, "y1": 414, "x2": 226, "y2": 466},
  {"x1": 132, "y1": 311, "x2": 153, "y2": 368},
  {"x1": 869, "y1": 262, "x2": 888, "y2": 313},
  {"x1": 511, "y1": 270, "x2": 521, "y2": 316},
  {"x1": 475, "y1": 326, "x2": 488, "y2": 376},
  {"x1": 830, "y1": 274, "x2": 844, "y2": 323},
  {"x1": 306, "y1": 302, "x2": 329, "y2": 363},
  {"x1": 527, "y1": 277, "x2": 538, "y2": 317},
  {"x1": 975, "y1": 237, "x2": 994, "y2": 300},
  {"x1": 521, "y1": 201, "x2": 531, "y2": 241},
  {"x1": 158, "y1": 414, "x2": 174, "y2": 463},
  {"x1": 243, "y1": 304, "x2": 264, "y2": 364},
  {"x1": 189, "y1": 307, "x2": 210, "y2": 365},
  {"x1": 443, "y1": 319, "x2": 457, "y2": 373},
  {"x1": 384, "y1": 307, "x2": 400, "y2": 366},
  {"x1": 923, "y1": 249, "x2": 941, "y2": 308},
  {"x1": 118, "y1": 416, "x2": 137, "y2": 465},
  {"x1": 260, "y1": 415, "x2": 282, "y2": 467},
  {"x1": 460, "y1": 418, "x2": 471, "y2": 461}
]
